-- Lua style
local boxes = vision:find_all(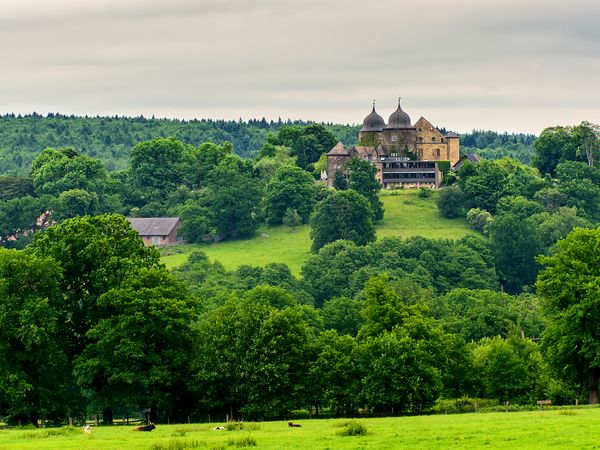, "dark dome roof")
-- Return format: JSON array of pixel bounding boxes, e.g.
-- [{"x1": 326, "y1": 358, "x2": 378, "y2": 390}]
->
[
  {"x1": 386, "y1": 99, "x2": 412, "y2": 129},
  {"x1": 360, "y1": 105, "x2": 386, "y2": 132}
]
